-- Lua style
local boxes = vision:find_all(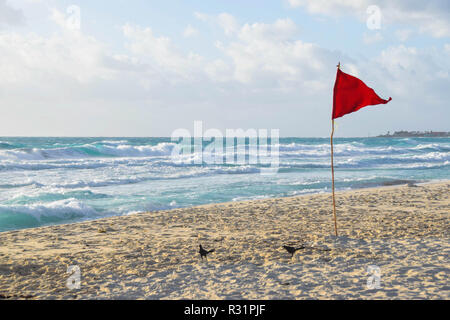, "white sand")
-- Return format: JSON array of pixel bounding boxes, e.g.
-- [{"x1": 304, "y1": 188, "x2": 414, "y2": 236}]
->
[{"x1": 0, "y1": 182, "x2": 448, "y2": 299}]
